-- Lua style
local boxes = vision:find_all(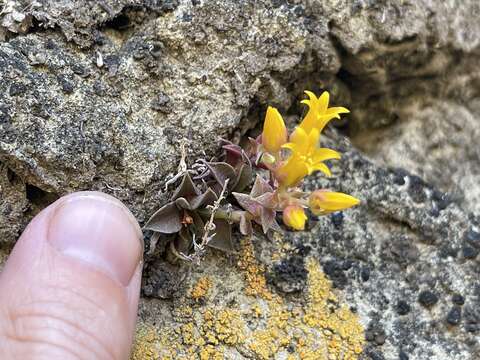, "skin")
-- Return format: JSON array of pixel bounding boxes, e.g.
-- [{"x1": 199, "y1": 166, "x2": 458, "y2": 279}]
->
[{"x1": 0, "y1": 192, "x2": 143, "y2": 360}]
